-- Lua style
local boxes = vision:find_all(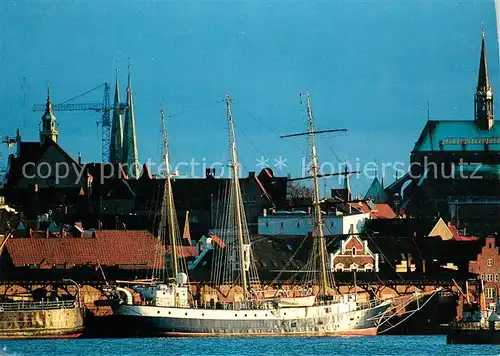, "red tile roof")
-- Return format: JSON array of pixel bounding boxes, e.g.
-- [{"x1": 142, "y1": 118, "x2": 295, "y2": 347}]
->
[
  {"x1": 166, "y1": 245, "x2": 197, "y2": 258},
  {"x1": 354, "y1": 203, "x2": 396, "y2": 219},
  {"x1": 4, "y1": 230, "x2": 165, "y2": 269},
  {"x1": 448, "y1": 225, "x2": 479, "y2": 241}
]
